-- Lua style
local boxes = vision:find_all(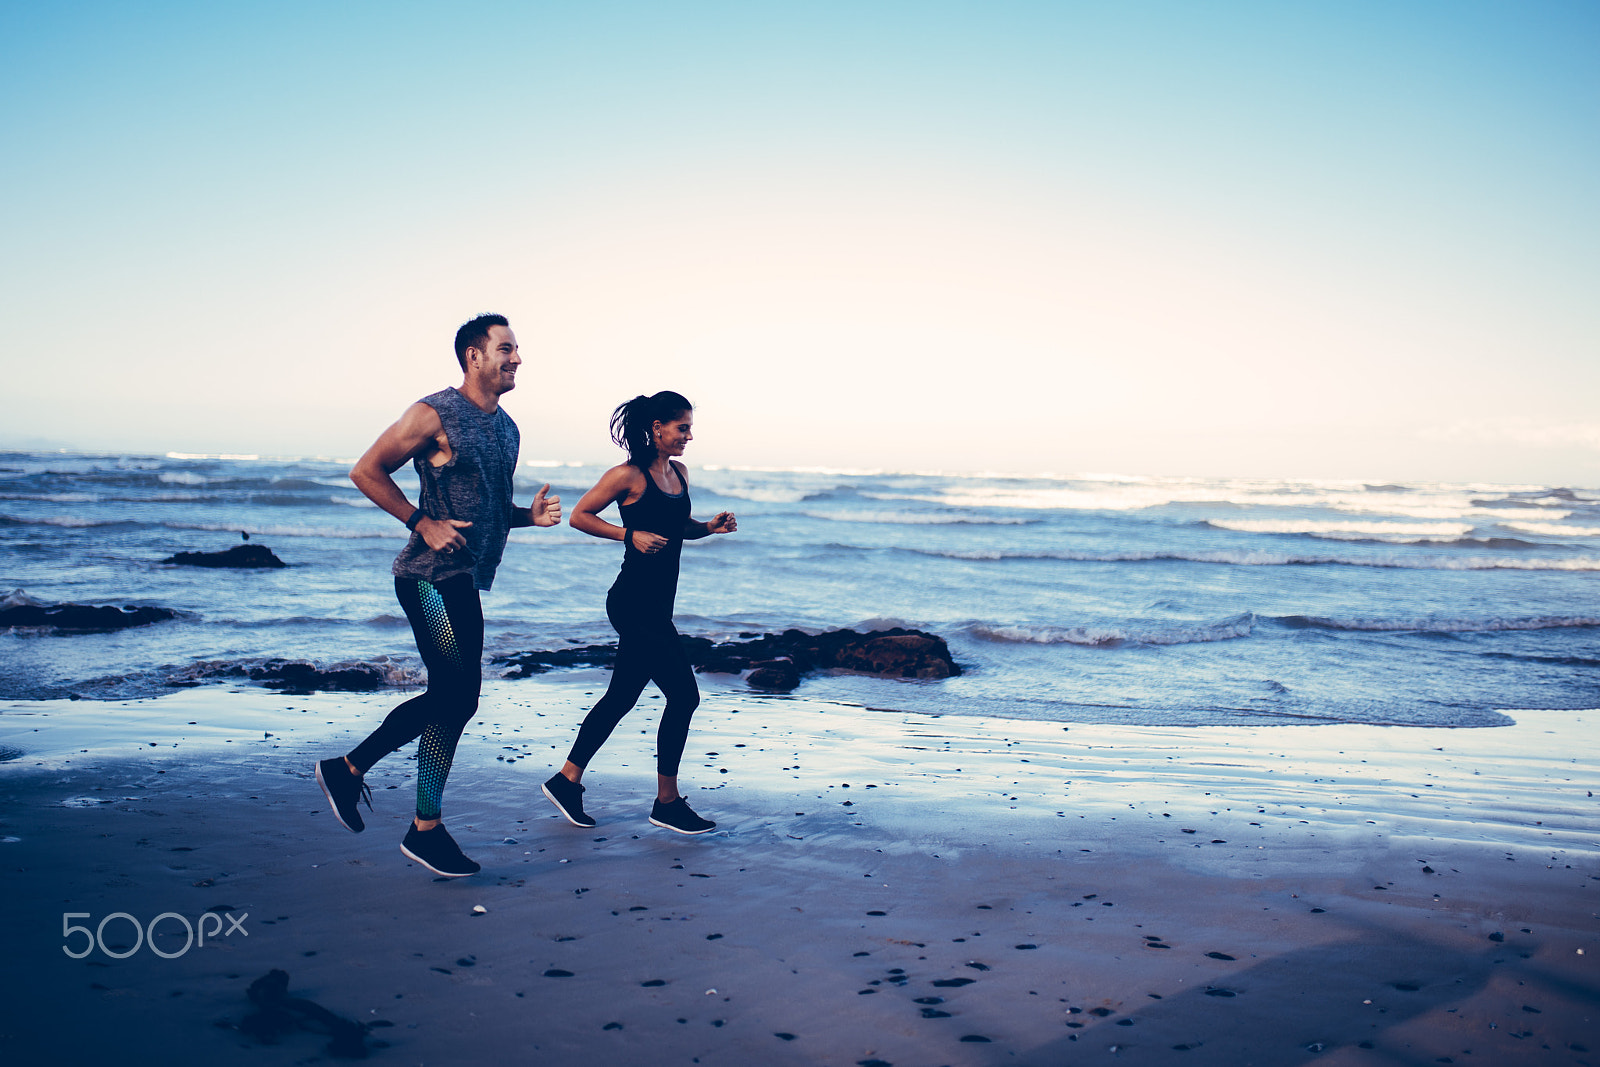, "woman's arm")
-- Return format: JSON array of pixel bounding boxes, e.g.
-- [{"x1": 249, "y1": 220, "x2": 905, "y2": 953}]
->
[
  {"x1": 684, "y1": 511, "x2": 738, "y2": 539},
  {"x1": 570, "y1": 464, "x2": 674, "y2": 554},
  {"x1": 673, "y1": 462, "x2": 737, "y2": 539},
  {"x1": 570, "y1": 465, "x2": 644, "y2": 541}
]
